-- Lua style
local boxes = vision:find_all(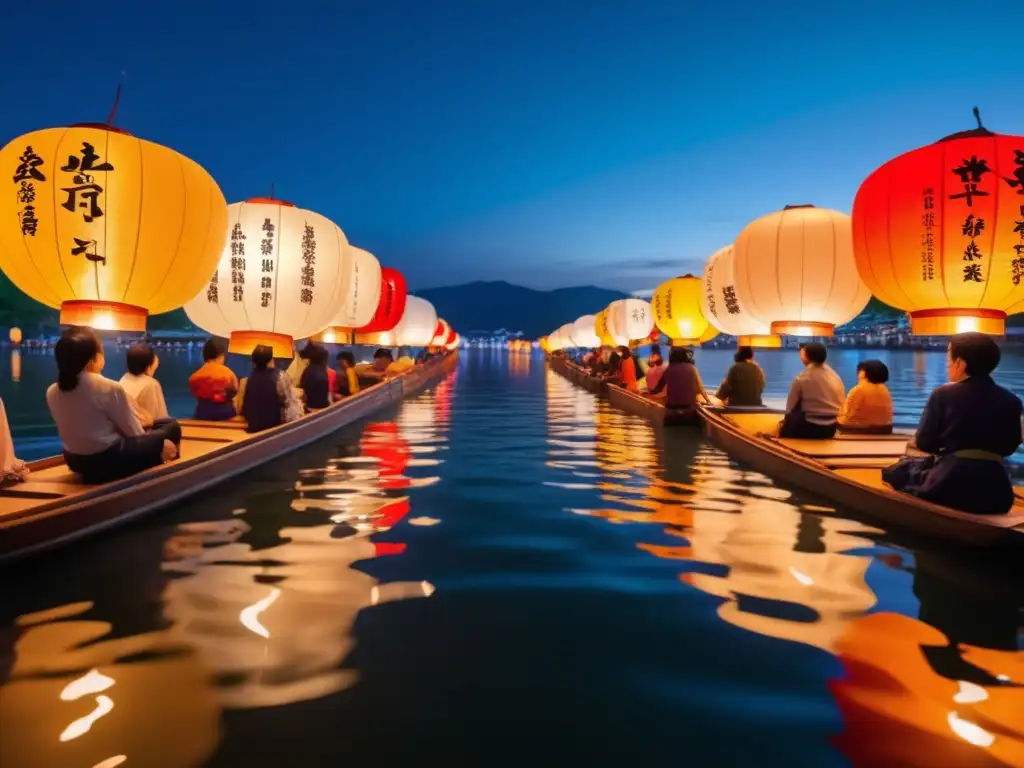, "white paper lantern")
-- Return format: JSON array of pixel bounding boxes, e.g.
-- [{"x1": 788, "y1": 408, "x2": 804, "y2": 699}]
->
[
  {"x1": 701, "y1": 245, "x2": 780, "y2": 346},
  {"x1": 607, "y1": 298, "x2": 654, "y2": 343},
  {"x1": 392, "y1": 296, "x2": 438, "y2": 347},
  {"x1": 570, "y1": 315, "x2": 601, "y2": 348},
  {"x1": 325, "y1": 246, "x2": 382, "y2": 329},
  {"x1": 445, "y1": 333, "x2": 460, "y2": 351},
  {"x1": 184, "y1": 198, "x2": 351, "y2": 357},
  {"x1": 732, "y1": 205, "x2": 871, "y2": 337}
]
